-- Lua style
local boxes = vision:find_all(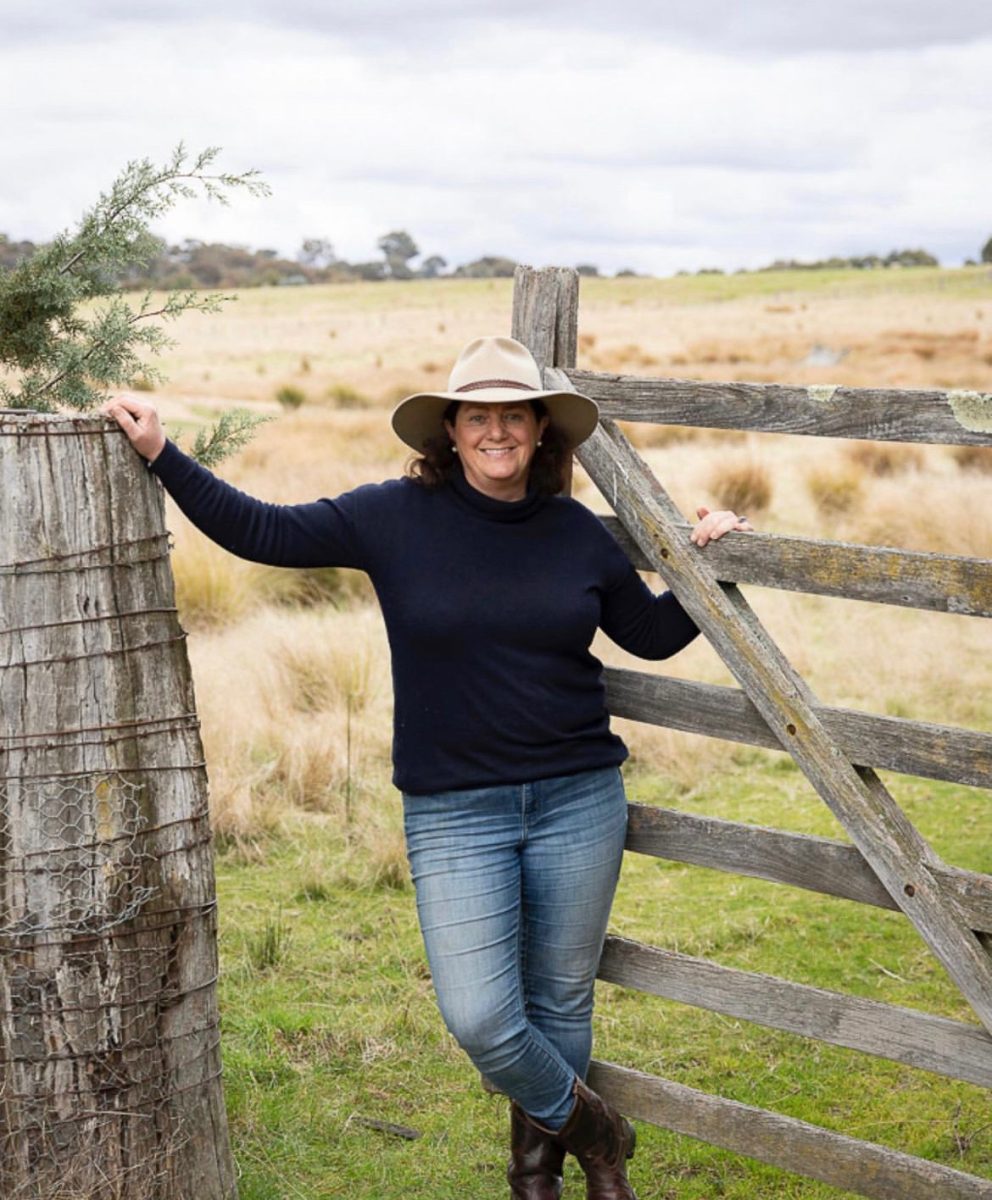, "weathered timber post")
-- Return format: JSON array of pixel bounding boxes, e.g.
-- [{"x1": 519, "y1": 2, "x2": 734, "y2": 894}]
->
[
  {"x1": 0, "y1": 412, "x2": 237, "y2": 1199},
  {"x1": 512, "y1": 265, "x2": 580, "y2": 493}
]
